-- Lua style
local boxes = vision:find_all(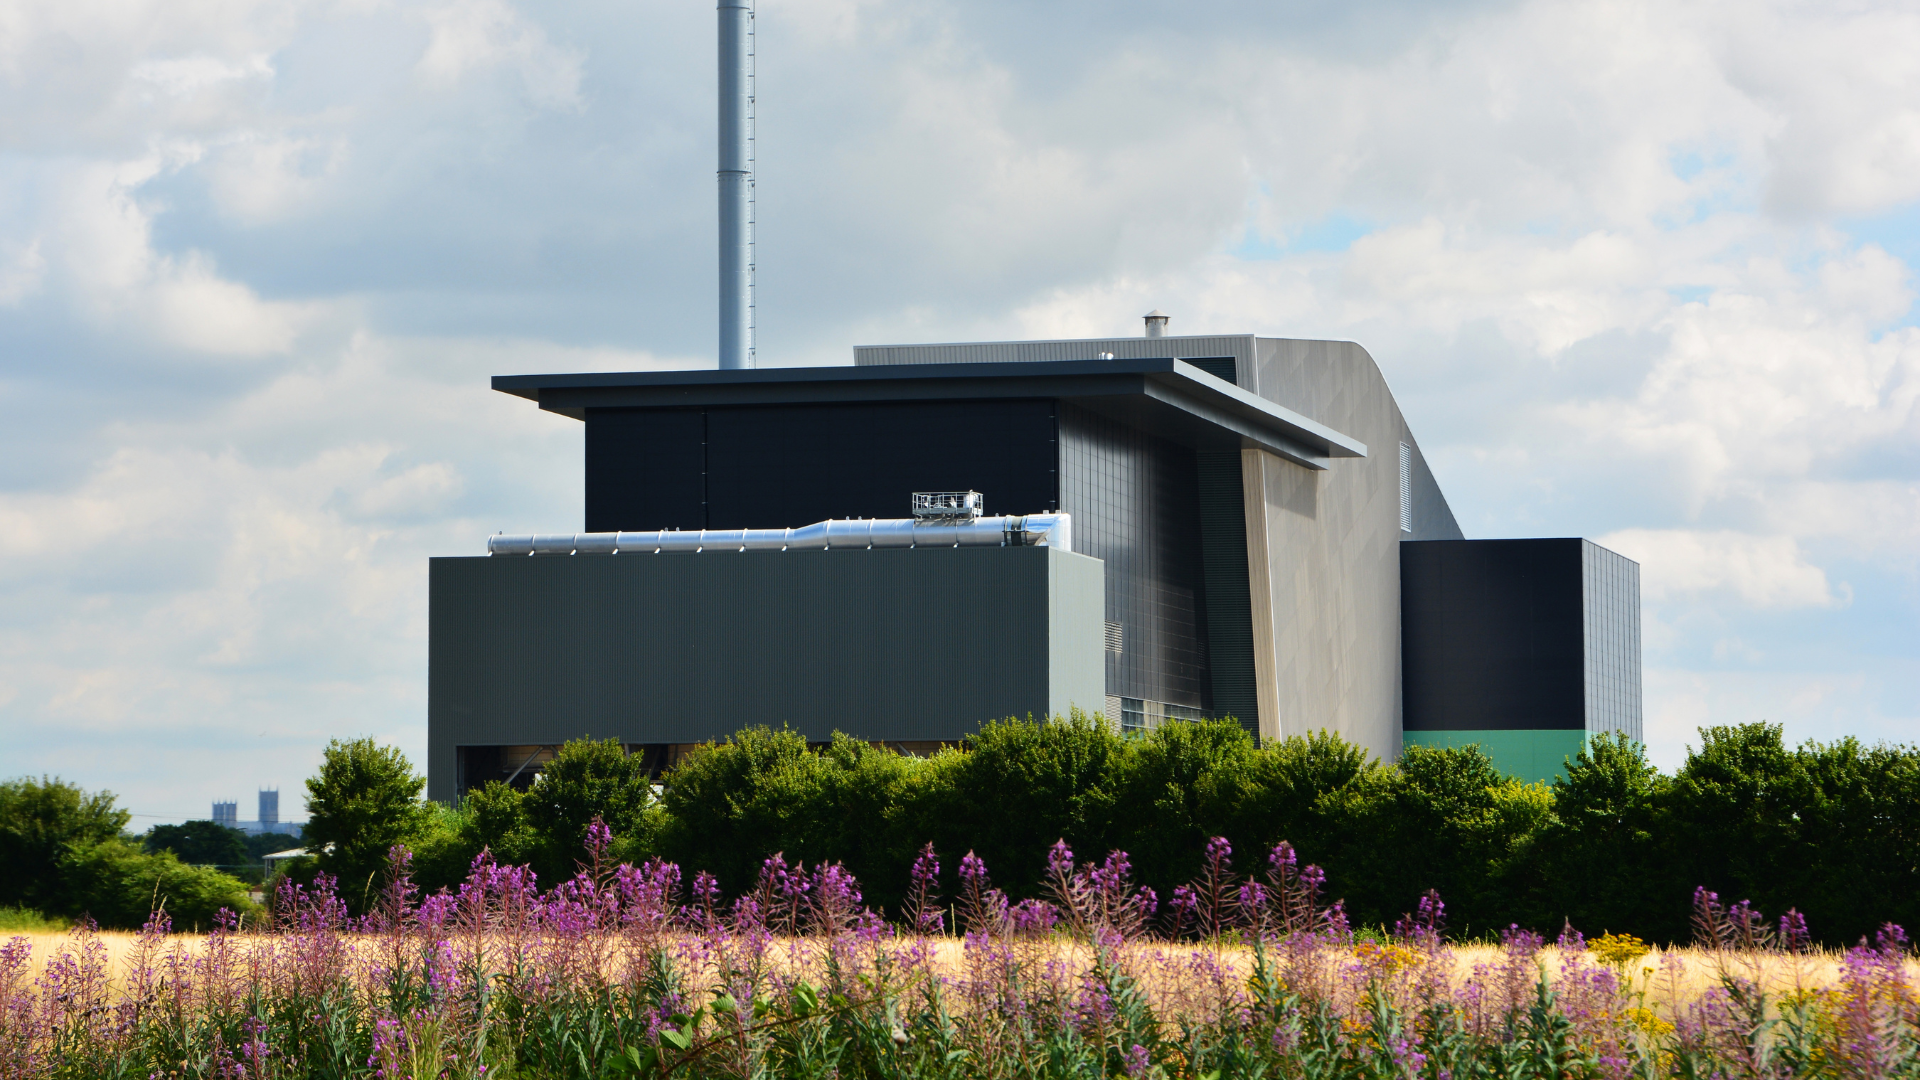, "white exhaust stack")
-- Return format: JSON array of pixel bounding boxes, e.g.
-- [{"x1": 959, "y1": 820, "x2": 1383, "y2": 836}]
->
[
  {"x1": 1144, "y1": 309, "x2": 1169, "y2": 338},
  {"x1": 718, "y1": 0, "x2": 755, "y2": 369}
]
